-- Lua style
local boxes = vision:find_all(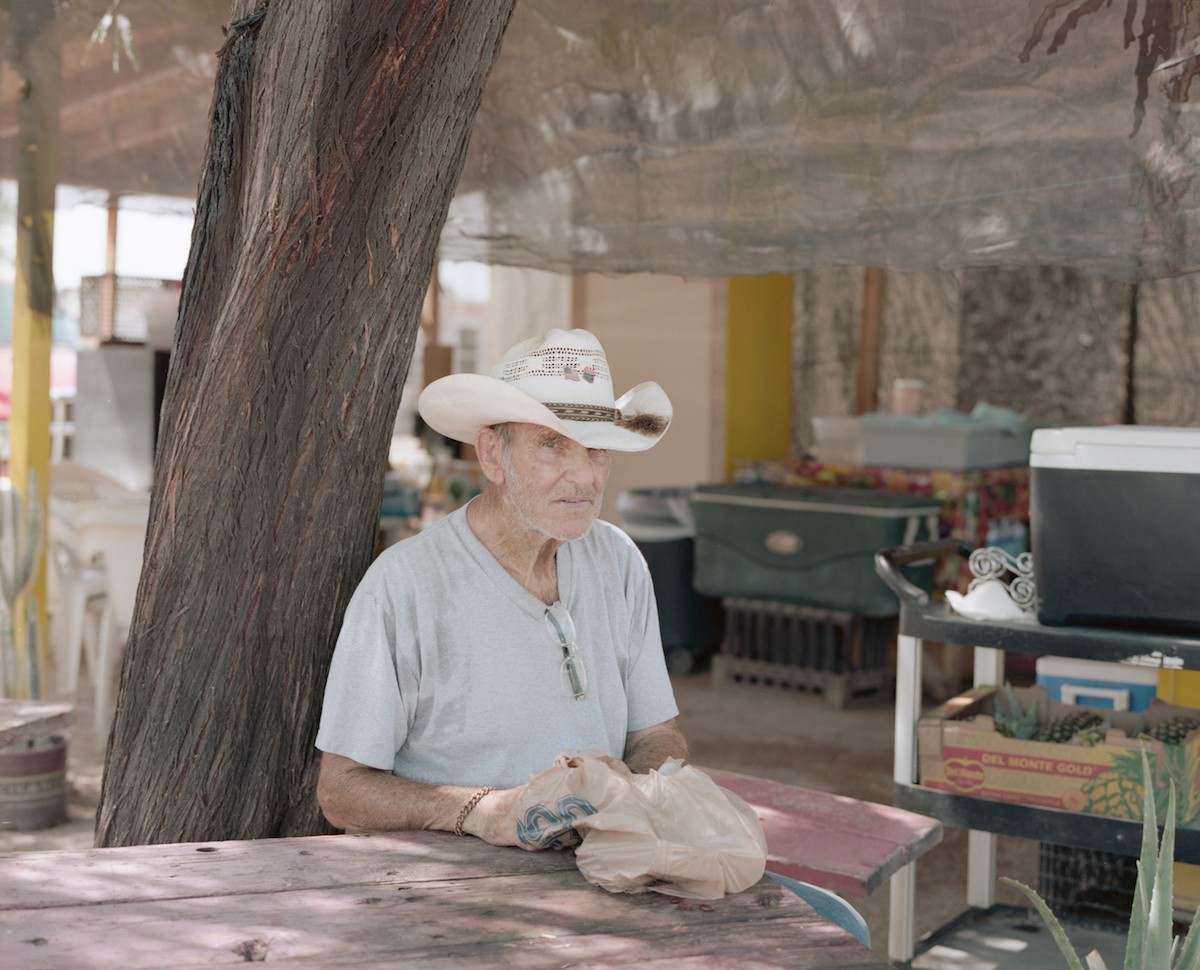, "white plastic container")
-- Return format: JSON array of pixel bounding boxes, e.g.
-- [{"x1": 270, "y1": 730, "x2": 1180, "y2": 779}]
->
[
  {"x1": 810, "y1": 416, "x2": 863, "y2": 464},
  {"x1": 861, "y1": 416, "x2": 1032, "y2": 470},
  {"x1": 1030, "y1": 425, "x2": 1200, "y2": 632}
]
